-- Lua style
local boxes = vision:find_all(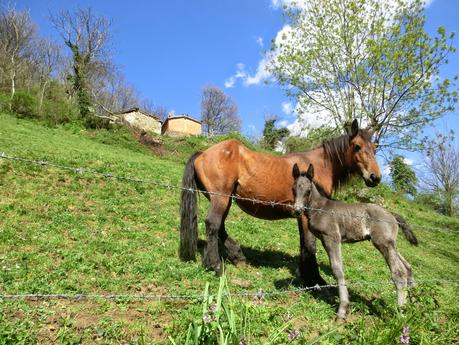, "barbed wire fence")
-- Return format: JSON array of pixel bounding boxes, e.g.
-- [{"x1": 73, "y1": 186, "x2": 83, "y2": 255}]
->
[
  {"x1": 1, "y1": 279, "x2": 458, "y2": 301},
  {"x1": 1, "y1": 152, "x2": 457, "y2": 234},
  {"x1": 0, "y1": 151, "x2": 458, "y2": 302}
]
